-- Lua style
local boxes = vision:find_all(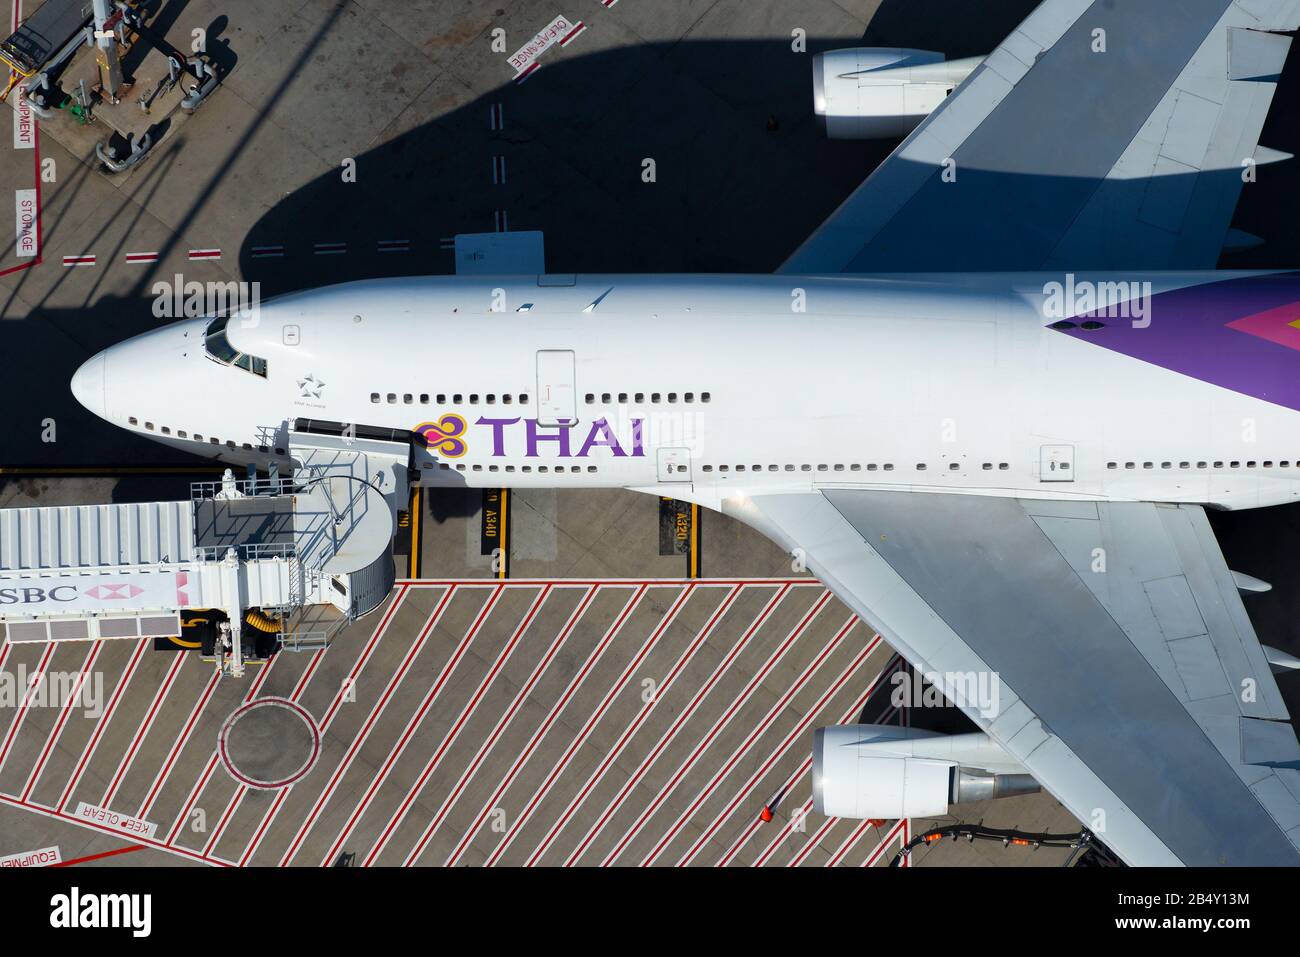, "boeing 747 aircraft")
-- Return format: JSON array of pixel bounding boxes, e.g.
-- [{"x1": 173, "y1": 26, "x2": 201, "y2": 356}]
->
[{"x1": 70, "y1": 0, "x2": 1300, "y2": 865}]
